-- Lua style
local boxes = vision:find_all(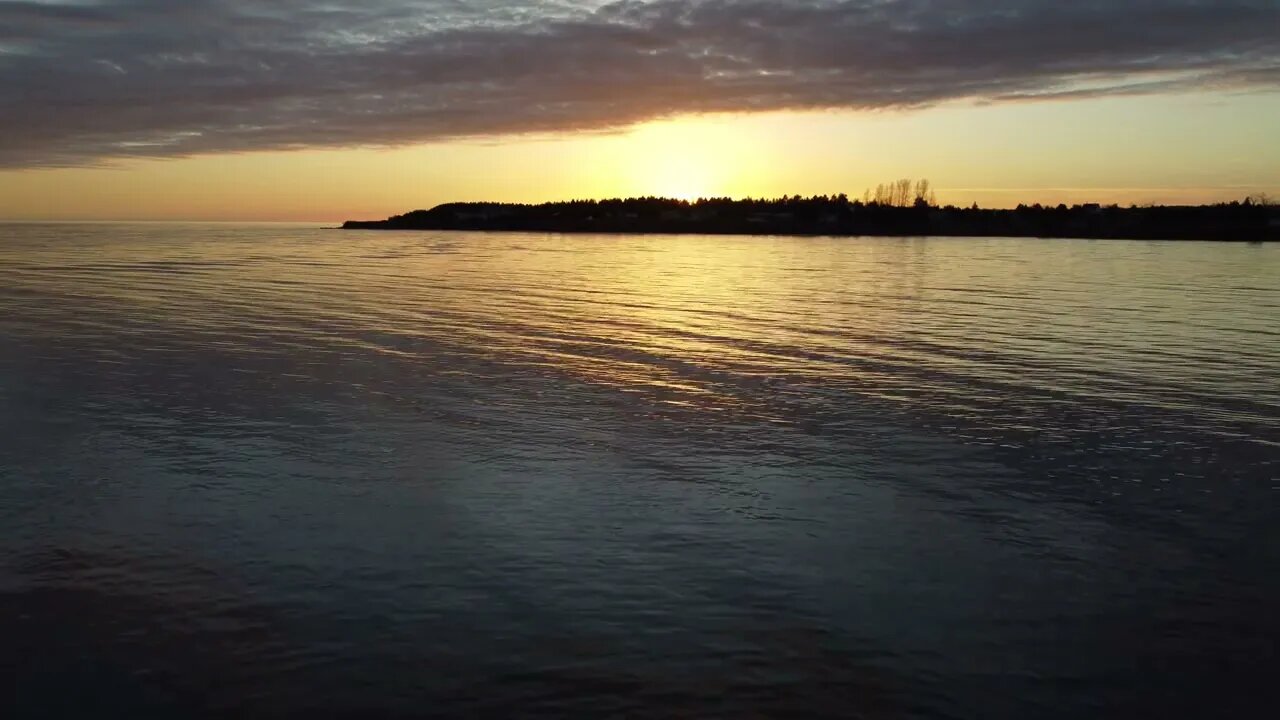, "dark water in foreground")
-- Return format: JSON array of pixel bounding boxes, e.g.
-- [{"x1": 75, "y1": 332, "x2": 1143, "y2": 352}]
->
[{"x1": 1, "y1": 224, "x2": 1277, "y2": 718}]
